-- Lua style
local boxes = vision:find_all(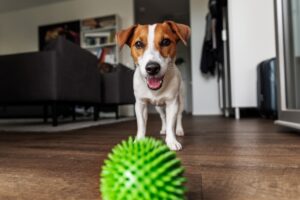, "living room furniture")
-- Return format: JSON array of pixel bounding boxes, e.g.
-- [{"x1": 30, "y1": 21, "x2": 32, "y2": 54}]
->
[
  {"x1": 0, "y1": 37, "x2": 101, "y2": 126},
  {"x1": 97, "y1": 64, "x2": 135, "y2": 119},
  {"x1": 274, "y1": 0, "x2": 300, "y2": 129},
  {"x1": 81, "y1": 14, "x2": 120, "y2": 65}
]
